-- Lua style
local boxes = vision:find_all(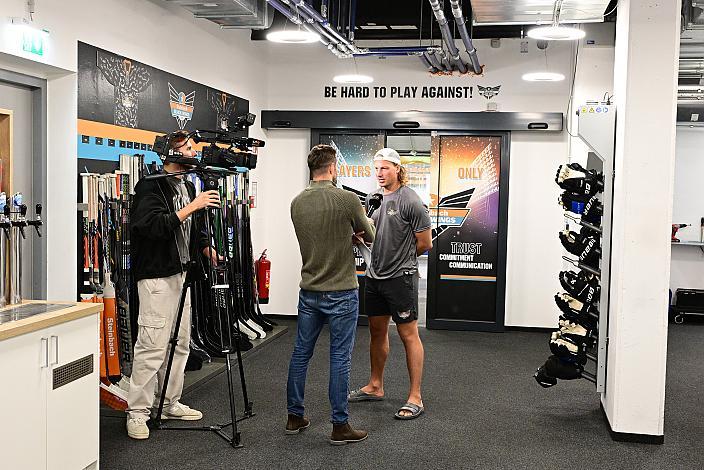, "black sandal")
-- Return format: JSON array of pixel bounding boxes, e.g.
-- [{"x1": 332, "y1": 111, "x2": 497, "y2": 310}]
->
[{"x1": 394, "y1": 402, "x2": 424, "y2": 420}]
